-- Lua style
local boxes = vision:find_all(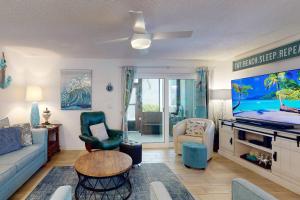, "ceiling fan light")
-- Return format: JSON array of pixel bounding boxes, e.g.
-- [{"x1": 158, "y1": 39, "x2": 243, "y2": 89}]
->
[{"x1": 131, "y1": 34, "x2": 151, "y2": 49}]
